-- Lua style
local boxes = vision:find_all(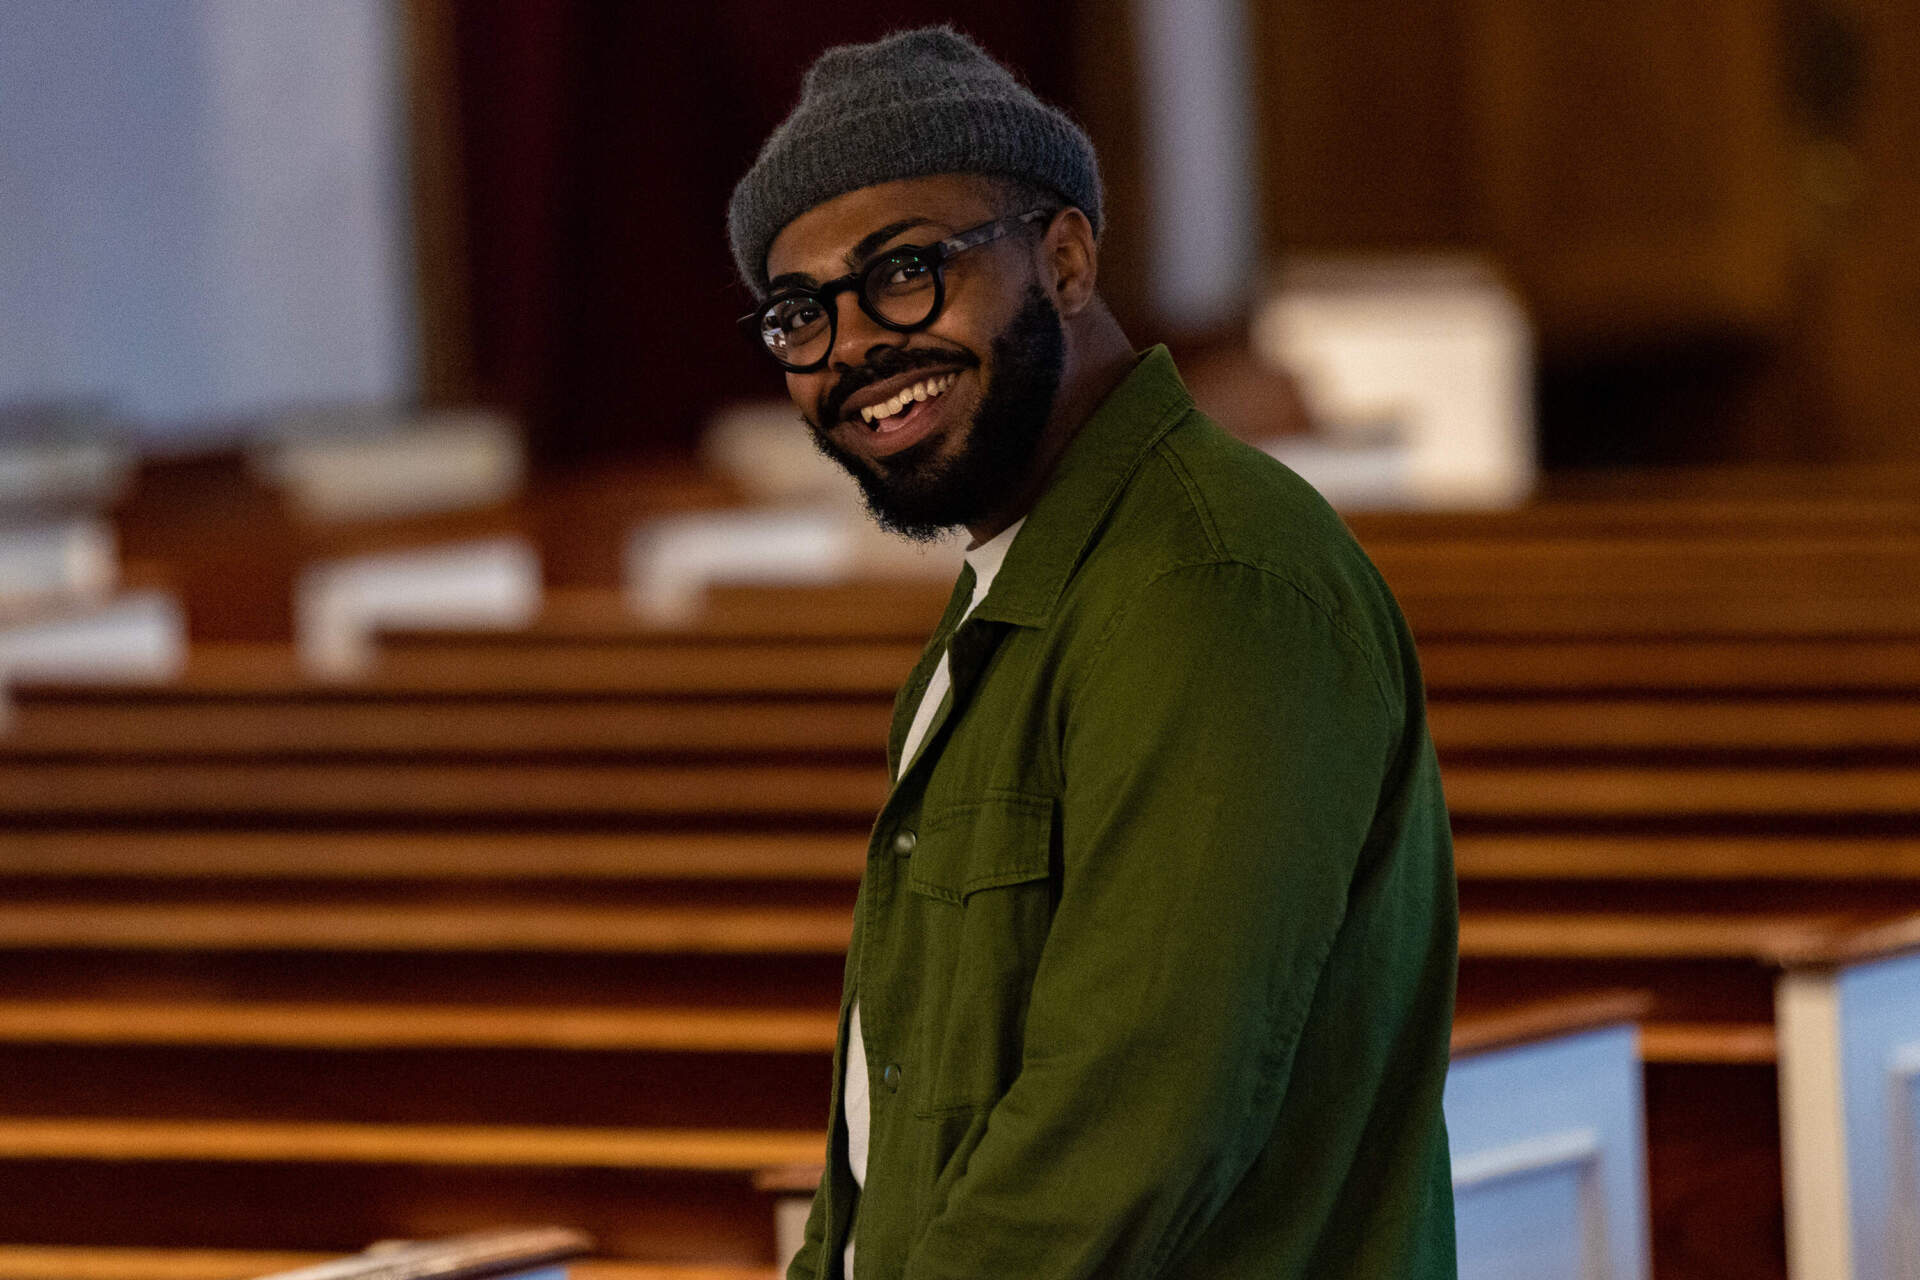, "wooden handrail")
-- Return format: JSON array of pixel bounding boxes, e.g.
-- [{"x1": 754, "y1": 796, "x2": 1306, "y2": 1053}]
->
[
  {"x1": 6, "y1": 694, "x2": 1917, "y2": 756},
  {"x1": 0, "y1": 830, "x2": 871, "y2": 881},
  {"x1": 18, "y1": 635, "x2": 1919, "y2": 700},
  {"x1": 0, "y1": 897, "x2": 1905, "y2": 972},
  {"x1": 0, "y1": 699, "x2": 895, "y2": 757},
  {"x1": 1448, "y1": 990, "x2": 1652, "y2": 1058},
  {"x1": 0, "y1": 761, "x2": 889, "y2": 818},
  {"x1": 0, "y1": 902, "x2": 852, "y2": 954},
  {"x1": 1459, "y1": 910, "x2": 1891, "y2": 960},
  {"x1": 0, "y1": 1118, "x2": 825, "y2": 1170},
  {"x1": 0, "y1": 759, "x2": 1913, "y2": 820},
  {"x1": 0, "y1": 1250, "x2": 773, "y2": 1280},
  {"x1": 1452, "y1": 833, "x2": 1920, "y2": 881},
  {"x1": 0, "y1": 993, "x2": 1774, "y2": 1064},
  {"x1": 0, "y1": 1000, "x2": 839, "y2": 1051},
  {"x1": 4, "y1": 830, "x2": 1920, "y2": 884}
]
